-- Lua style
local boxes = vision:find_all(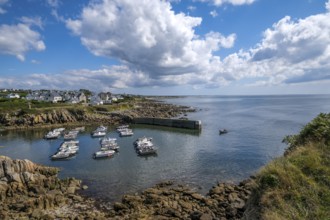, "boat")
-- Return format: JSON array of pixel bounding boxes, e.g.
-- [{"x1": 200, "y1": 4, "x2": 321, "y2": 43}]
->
[
  {"x1": 137, "y1": 146, "x2": 157, "y2": 156},
  {"x1": 58, "y1": 144, "x2": 79, "y2": 152},
  {"x1": 134, "y1": 137, "x2": 153, "y2": 148},
  {"x1": 91, "y1": 131, "x2": 106, "y2": 137},
  {"x1": 53, "y1": 128, "x2": 65, "y2": 133},
  {"x1": 100, "y1": 137, "x2": 117, "y2": 144},
  {"x1": 51, "y1": 151, "x2": 75, "y2": 160},
  {"x1": 117, "y1": 125, "x2": 129, "y2": 132},
  {"x1": 93, "y1": 150, "x2": 115, "y2": 159},
  {"x1": 134, "y1": 137, "x2": 157, "y2": 156},
  {"x1": 44, "y1": 131, "x2": 61, "y2": 139},
  {"x1": 63, "y1": 130, "x2": 79, "y2": 140},
  {"x1": 92, "y1": 125, "x2": 107, "y2": 133},
  {"x1": 119, "y1": 129, "x2": 134, "y2": 137},
  {"x1": 50, "y1": 140, "x2": 79, "y2": 160},
  {"x1": 73, "y1": 126, "x2": 85, "y2": 132},
  {"x1": 219, "y1": 129, "x2": 228, "y2": 135}
]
